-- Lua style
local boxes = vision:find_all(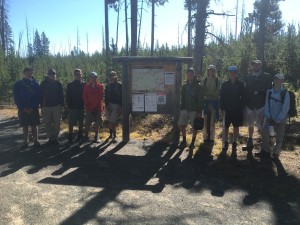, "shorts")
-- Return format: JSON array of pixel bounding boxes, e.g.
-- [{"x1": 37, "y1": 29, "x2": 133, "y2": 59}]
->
[
  {"x1": 177, "y1": 110, "x2": 197, "y2": 126},
  {"x1": 243, "y1": 106, "x2": 264, "y2": 129},
  {"x1": 106, "y1": 103, "x2": 121, "y2": 123},
  {"x1": 224, "y1": 110, "x2": 243, "y2": 128},
  {"x1": 18, "y1": 108, "x2": 40, "y2": 127},
  {"x1": 85, "y1": 111, "x2": 102, "y2": 127},
  {"x1": 68, "y1": 109, "x2": 84, "y2": 126}
]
